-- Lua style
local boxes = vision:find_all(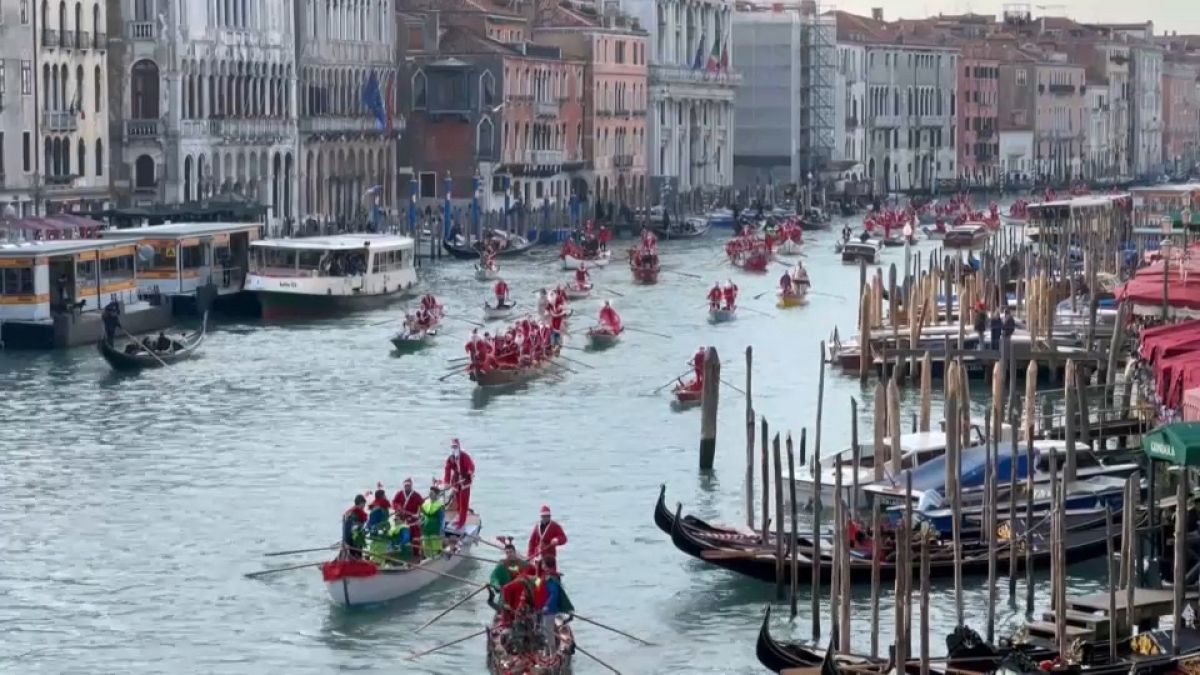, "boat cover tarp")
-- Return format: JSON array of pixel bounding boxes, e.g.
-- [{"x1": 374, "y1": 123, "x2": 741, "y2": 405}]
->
[{"x1": 886, "y1": 443, "x2": 1030, "y2": 494}]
